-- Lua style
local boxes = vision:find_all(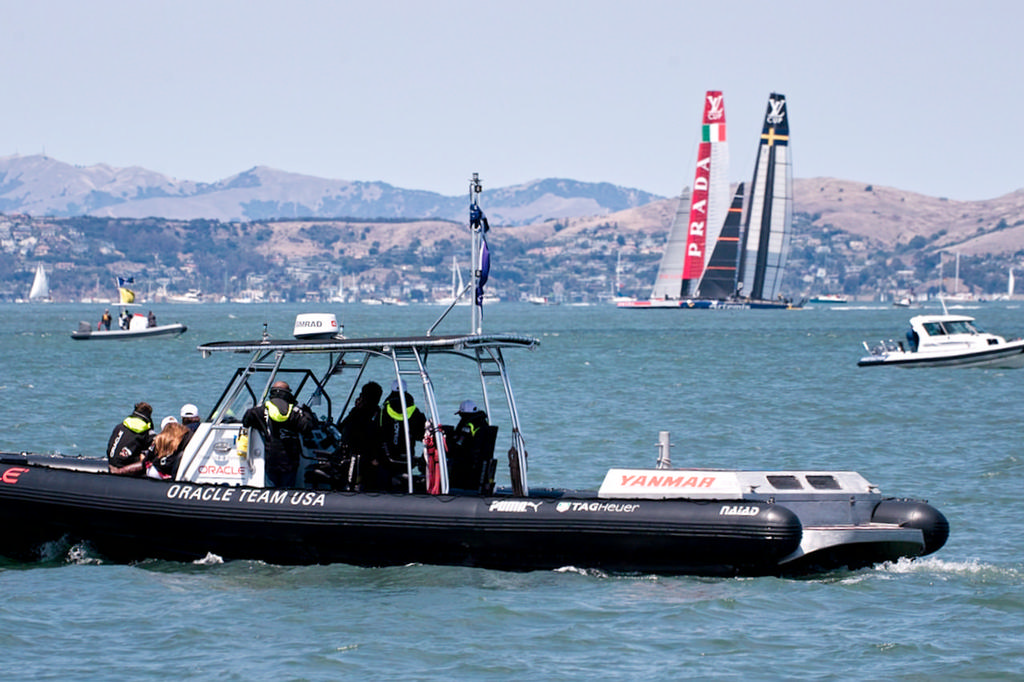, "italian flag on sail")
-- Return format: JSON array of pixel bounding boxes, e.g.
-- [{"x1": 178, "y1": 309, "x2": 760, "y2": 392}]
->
[{"x1": 702, "y1": 123, "x2": 726, "y2": 143}]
